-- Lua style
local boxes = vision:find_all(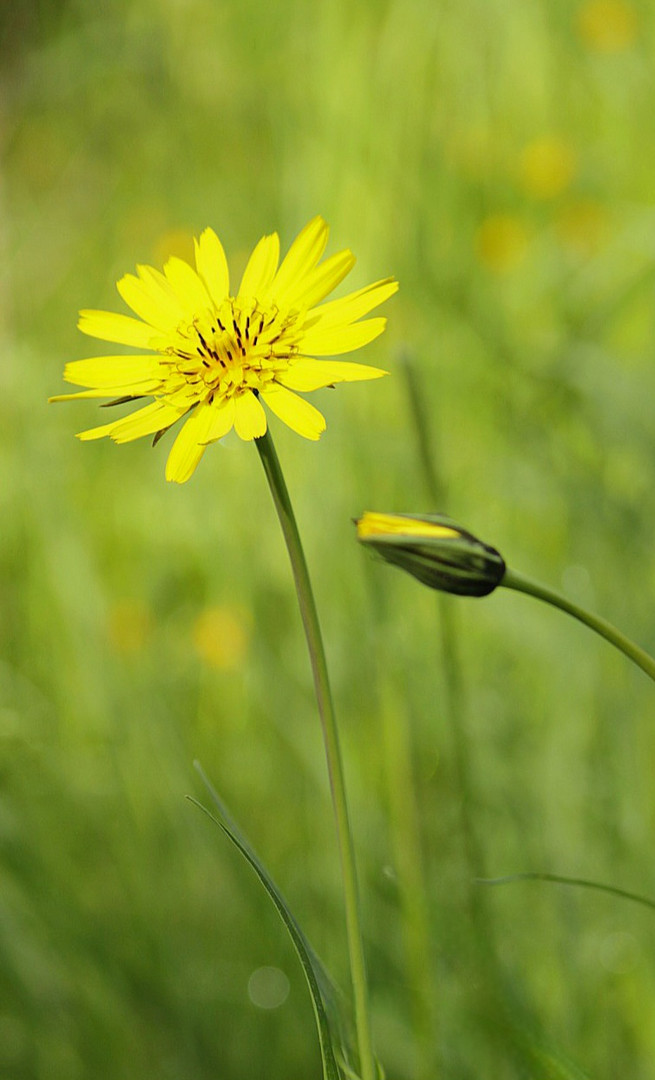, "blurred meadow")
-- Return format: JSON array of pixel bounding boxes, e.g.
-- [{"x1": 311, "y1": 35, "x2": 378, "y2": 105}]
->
[{"x1": 3, "y1": 0, "x2": 655, "y2": 1075}]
